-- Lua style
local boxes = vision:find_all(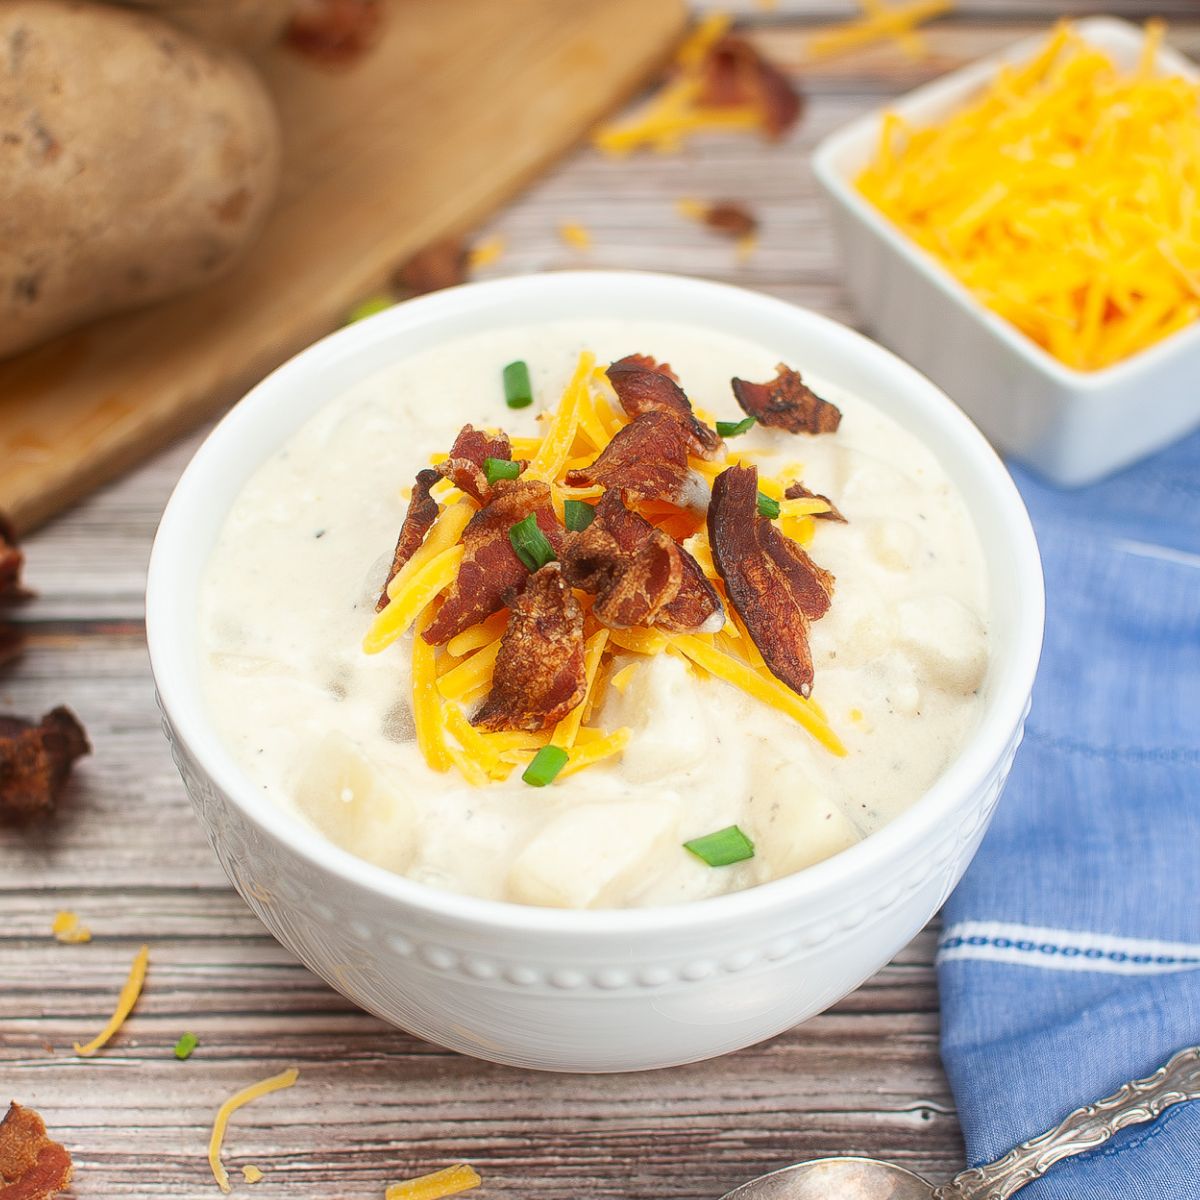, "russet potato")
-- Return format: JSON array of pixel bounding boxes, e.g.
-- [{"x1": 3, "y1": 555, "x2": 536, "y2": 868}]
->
[{"x1": 0, "y1": 0, "x2": 281, "y2": 359}]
